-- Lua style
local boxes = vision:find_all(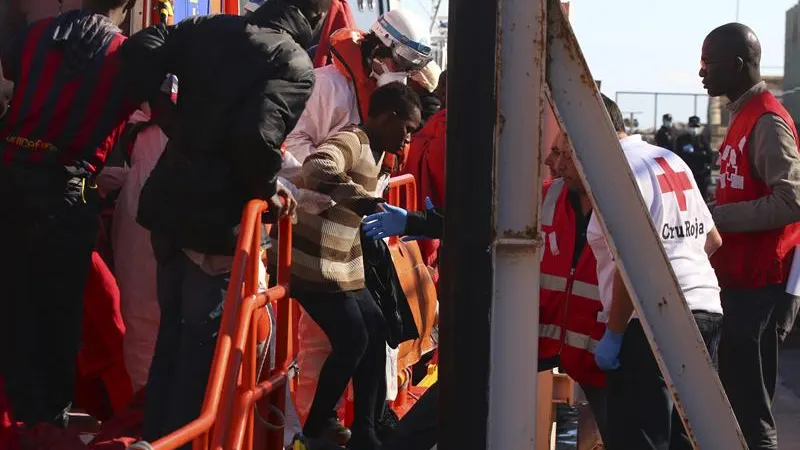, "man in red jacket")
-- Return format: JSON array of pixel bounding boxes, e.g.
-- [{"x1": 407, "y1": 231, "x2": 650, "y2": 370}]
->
[
  {"x1": 539, "y1": 131, "x2": 608, "y2": 443},
  {"x1": 701, "y1": 23, "x2": 800, "y2": 450}
]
